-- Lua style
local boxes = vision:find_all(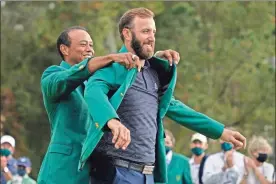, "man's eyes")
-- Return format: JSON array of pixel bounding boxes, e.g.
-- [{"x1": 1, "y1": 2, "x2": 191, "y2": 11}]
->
[
  {"x1": 142, "y1": 30, "x2": 156, "y2": 34},
  {"x1": 80, "y1": 43, "x2": 93, "y2": 47}
]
